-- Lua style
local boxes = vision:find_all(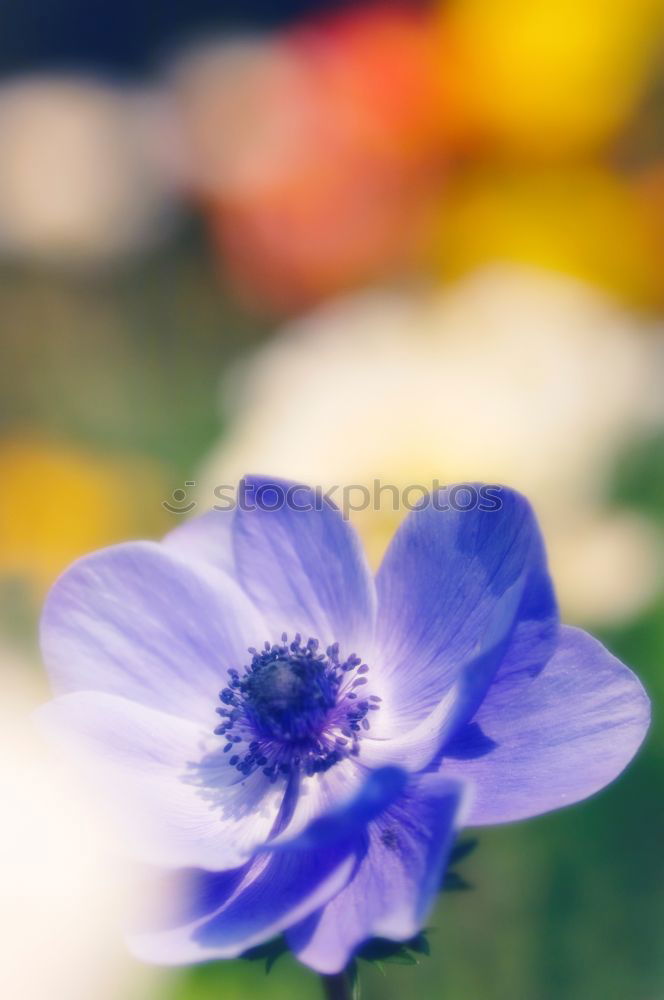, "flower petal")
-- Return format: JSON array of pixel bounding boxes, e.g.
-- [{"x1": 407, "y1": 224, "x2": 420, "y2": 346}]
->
[
  {"x1": 372, "y1": 485, "x2": 558, "y2": 735},
  {"x1": 287, "y1": 774, "x2": 467, "y2": 974},
  {"x1": 268, "y1": 766, "x2": 409, "y2": 849},
  {"x1": 130, "y1": 847, "x2": 357, "y2": 965},
  {"x1": 41, "y1": 541, "x2": 265, "y2": 724},
  {"x1": 163, "y1": 509, "x2": 236, "y2": 576},
  {"x1": 37, "y1": 691, "x2": 285, "y2": 870},
  {"x1": 359, "y1": 581, "x2": 521, "y2": 772},
  {"x1": 130, "y1": 766, "x2": 411, "y2": 964},
  {"x1": 232, "y1": 476, "x2": 376, "y2": 650},
  {"x1": 442, "y1": 626, "x2": 650, "y2": 824}
]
